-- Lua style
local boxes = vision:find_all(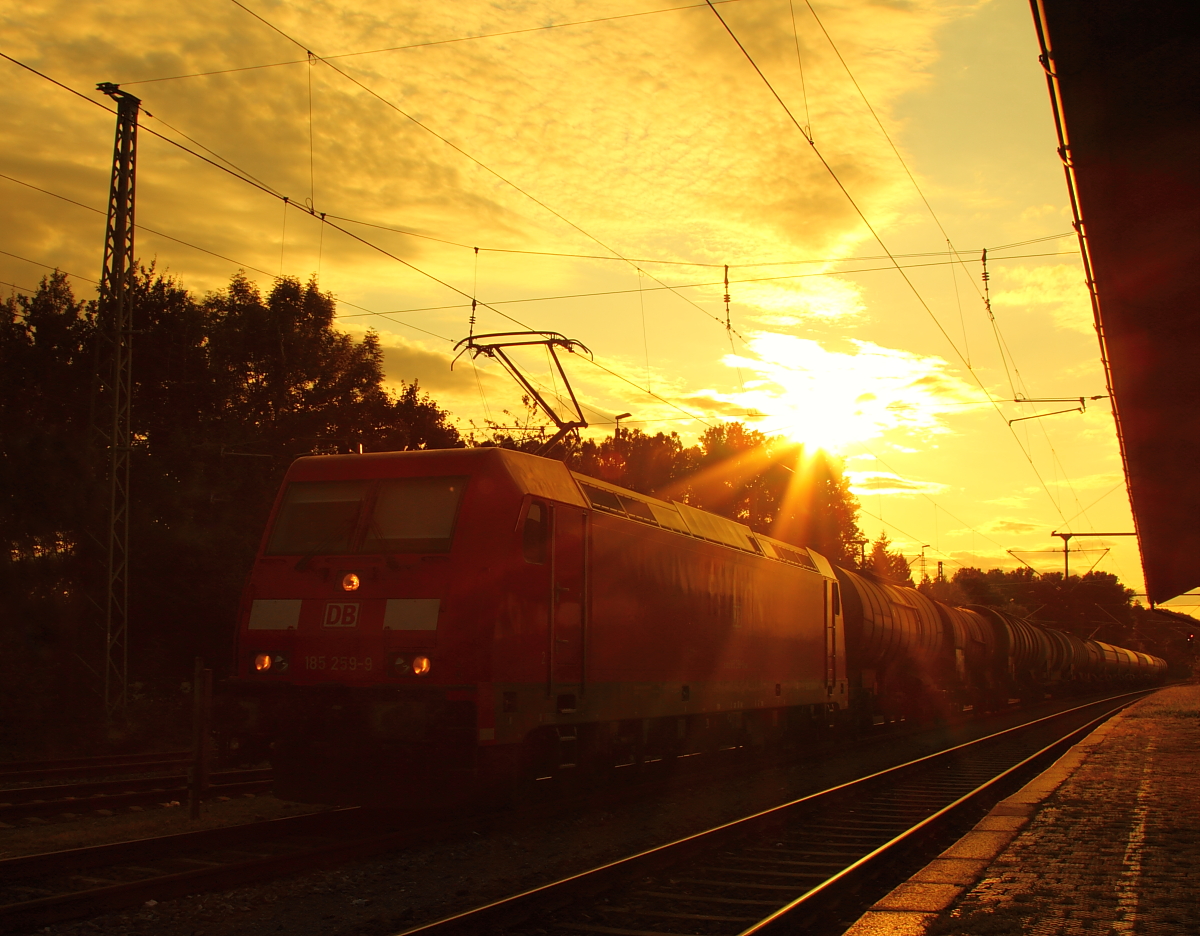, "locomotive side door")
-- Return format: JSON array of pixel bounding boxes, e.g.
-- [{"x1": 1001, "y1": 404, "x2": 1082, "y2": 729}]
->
[
  {"x1": 551, "y1": 505, "x2": 586, "y2": 688},
  {"x1": 824, "y1": 579, "x2": 839, "y2": 696}
]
